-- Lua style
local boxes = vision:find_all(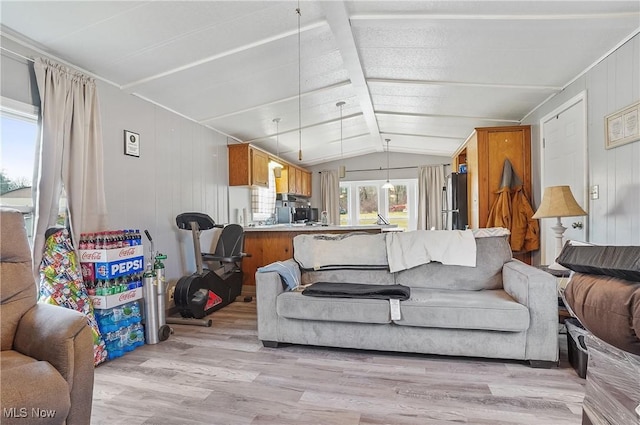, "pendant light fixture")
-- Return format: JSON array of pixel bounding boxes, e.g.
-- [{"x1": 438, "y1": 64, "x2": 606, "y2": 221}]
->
[
  {"x1": 296, "y1": 2, "x2": 302, "y2": 161},
  {"x1": 382, "y1": 138, "x2": 394, "y2": 190},
  {"x1": 336, "y1": 101, "x2": 346, "y2": 178},
  {"x1": 272, "y1": 118, "x2": 282, "y2": 178}
]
